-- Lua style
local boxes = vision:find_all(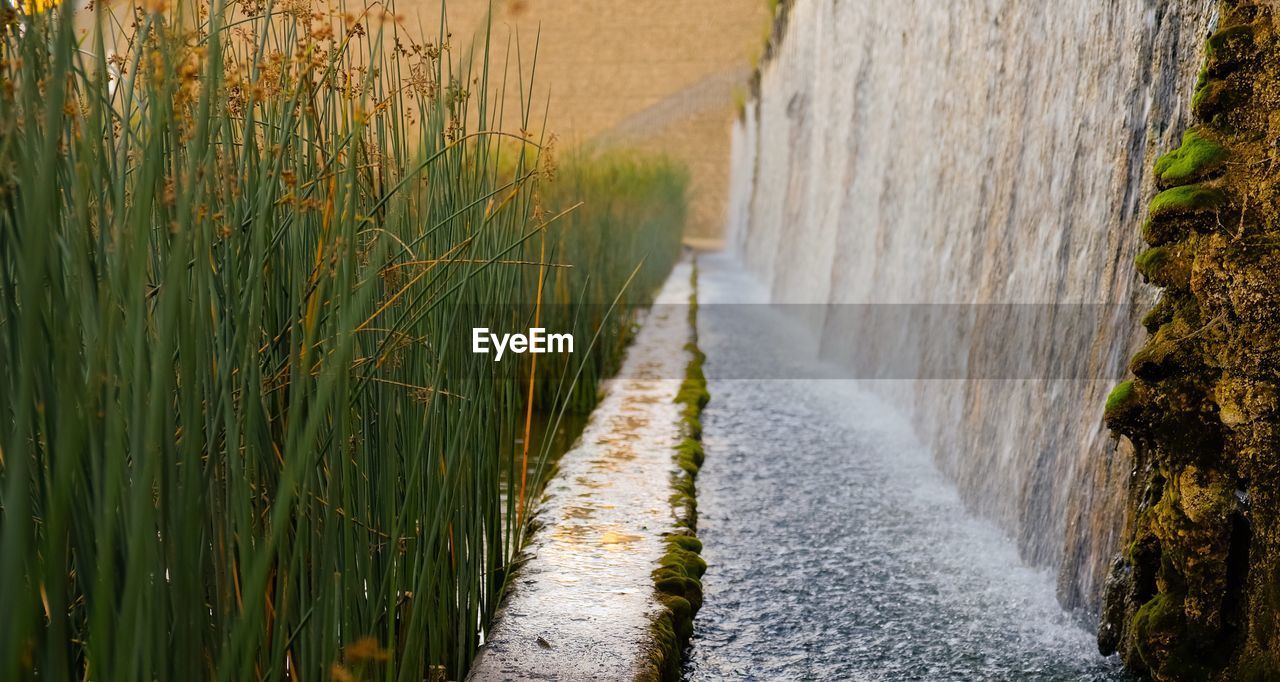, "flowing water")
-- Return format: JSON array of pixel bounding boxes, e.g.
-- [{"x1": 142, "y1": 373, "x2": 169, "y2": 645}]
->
[
  {"x1": 684, "y1": 253, "x2": 1124, "y2": 680},
  {"x1": 726, "y1": 0, "x2": 1216, "y2": 615}
]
